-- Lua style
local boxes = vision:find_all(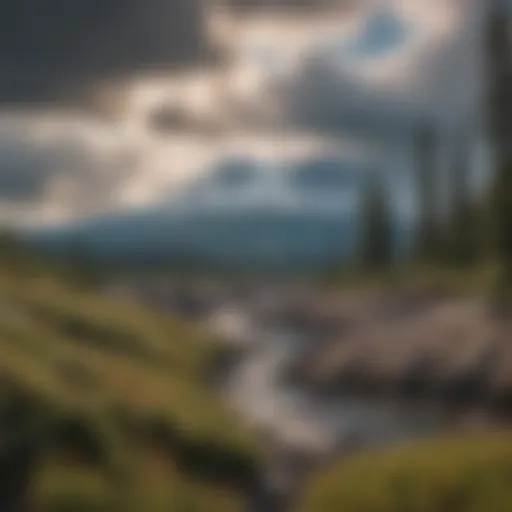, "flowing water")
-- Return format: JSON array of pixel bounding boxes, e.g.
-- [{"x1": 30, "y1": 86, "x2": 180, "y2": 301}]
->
[
  {"x1": 208, "y1": 303, "x2": 449, "y2": 508},
  {"x1": 106, "y1": 280, "x2": 457, "y2": 509},
  {"x1": 225, "y1": 327, "x2": 445, "y2": 455}
]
